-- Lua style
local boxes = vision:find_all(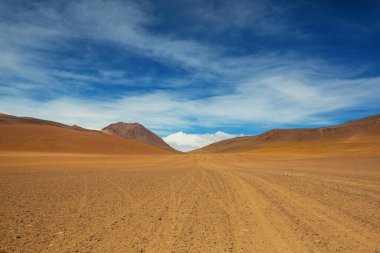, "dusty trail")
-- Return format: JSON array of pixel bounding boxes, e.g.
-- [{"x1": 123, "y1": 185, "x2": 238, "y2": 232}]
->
[{"x1": 0, "y1": 153, "x2": 379, "y2": 252}]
